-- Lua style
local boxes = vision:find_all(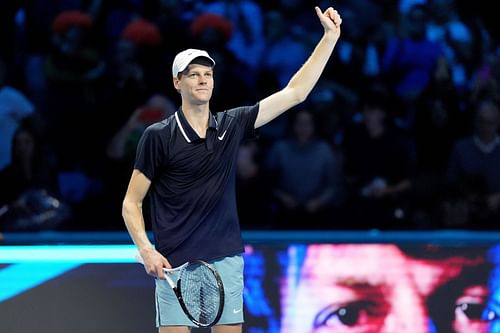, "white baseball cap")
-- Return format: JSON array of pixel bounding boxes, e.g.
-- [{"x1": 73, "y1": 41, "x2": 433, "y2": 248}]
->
[{"x1": 172, "y1": 48, "x2": 215, "y2": 77}]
